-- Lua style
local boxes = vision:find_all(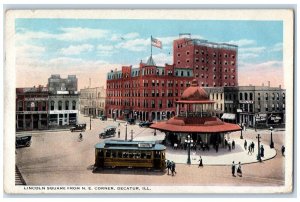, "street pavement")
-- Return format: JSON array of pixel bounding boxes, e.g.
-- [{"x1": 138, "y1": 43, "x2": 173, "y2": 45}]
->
[{"x1": 15, "y1": 114, "x2": 286, "y2": 186}]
